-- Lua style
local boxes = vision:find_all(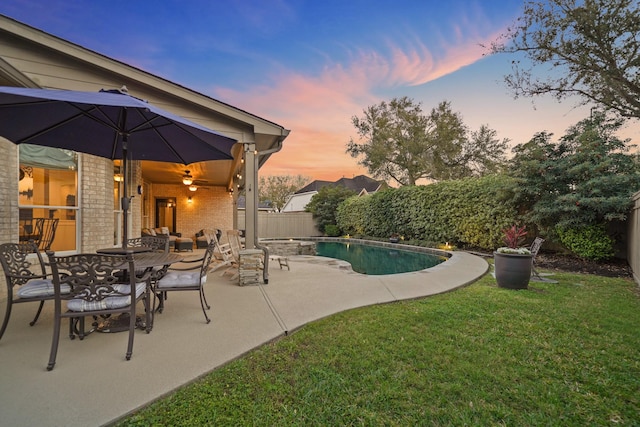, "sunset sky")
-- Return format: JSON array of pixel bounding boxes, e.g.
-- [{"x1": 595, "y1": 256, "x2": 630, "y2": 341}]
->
[{"x1": 2, "y1": 0, "x2": 638, "y2": 182}]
